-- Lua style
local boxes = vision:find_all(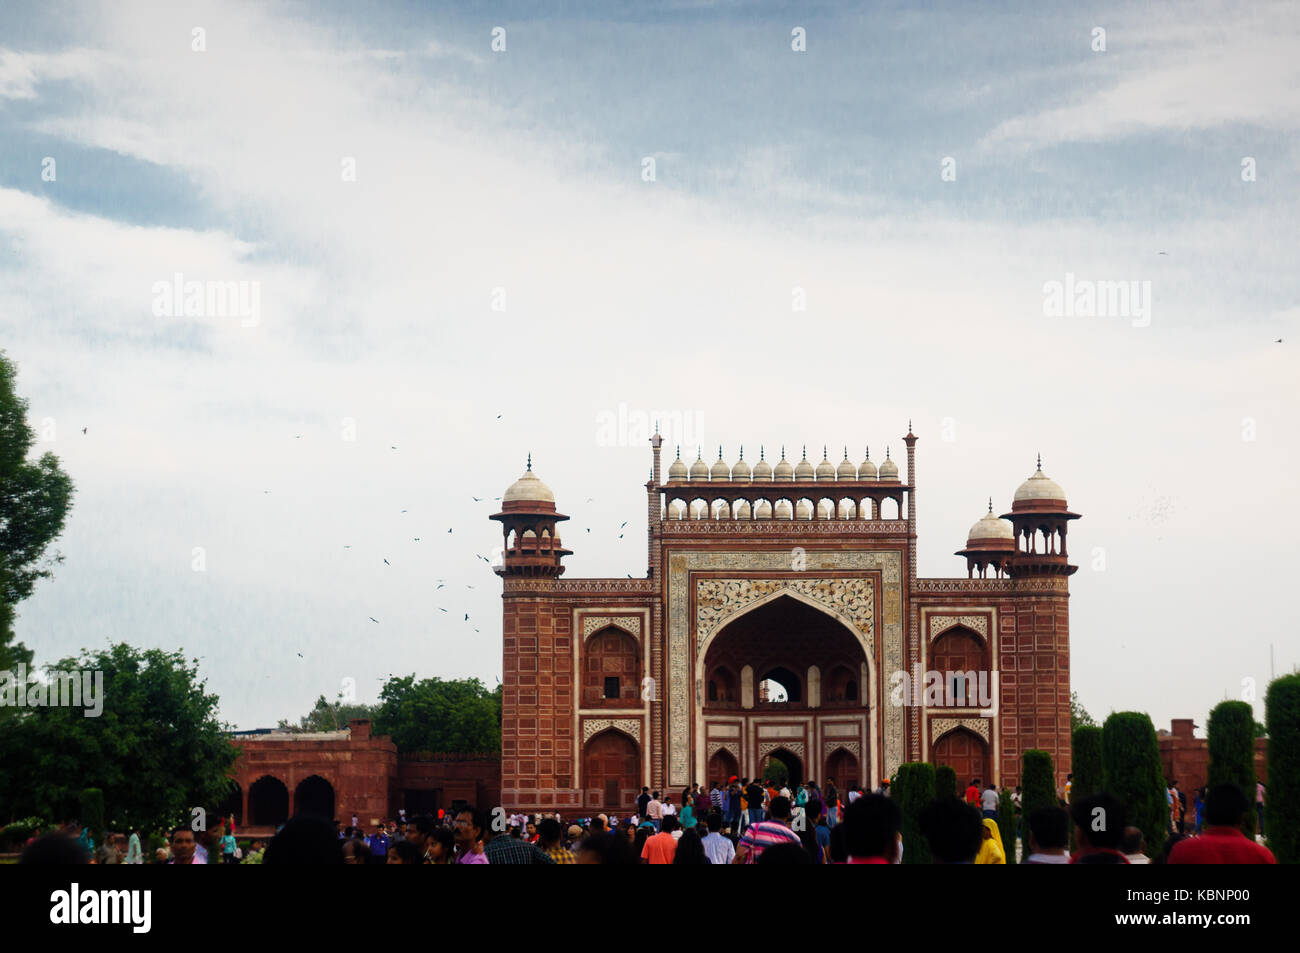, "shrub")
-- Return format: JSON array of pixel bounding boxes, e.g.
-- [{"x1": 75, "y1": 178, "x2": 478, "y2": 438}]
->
[
  {"x1": 79, "y1": 788, "x2": 105, "y2": 840},
  {"x1": 1207, "y1": 700, "x2": 1257, "y2": 836},
  {"x1": 1102, "y1": 711, "x2": 1167, "y2": 858},
  {"x1": 998, "y1": 788, "x2": 1017, "y2": 864},
  {"x1": 1021, "y1": 749, "x2": 1056, "y2": 859},
  {"x1": 0, "y1": 816, "x2": 47, "y2": 850},
  {"x1": 1265, "y1": 674, "x2": 1300, "y2": 863},
  {"x1": 934, "y1": 765, "x2": 957, "y2": 802},
  {"x1": 1072, "y1": 726, "x2": 1103, "y2": 804},
  {"x1": 894, "y1": 762, "x2": 936, "y2": 865}
]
